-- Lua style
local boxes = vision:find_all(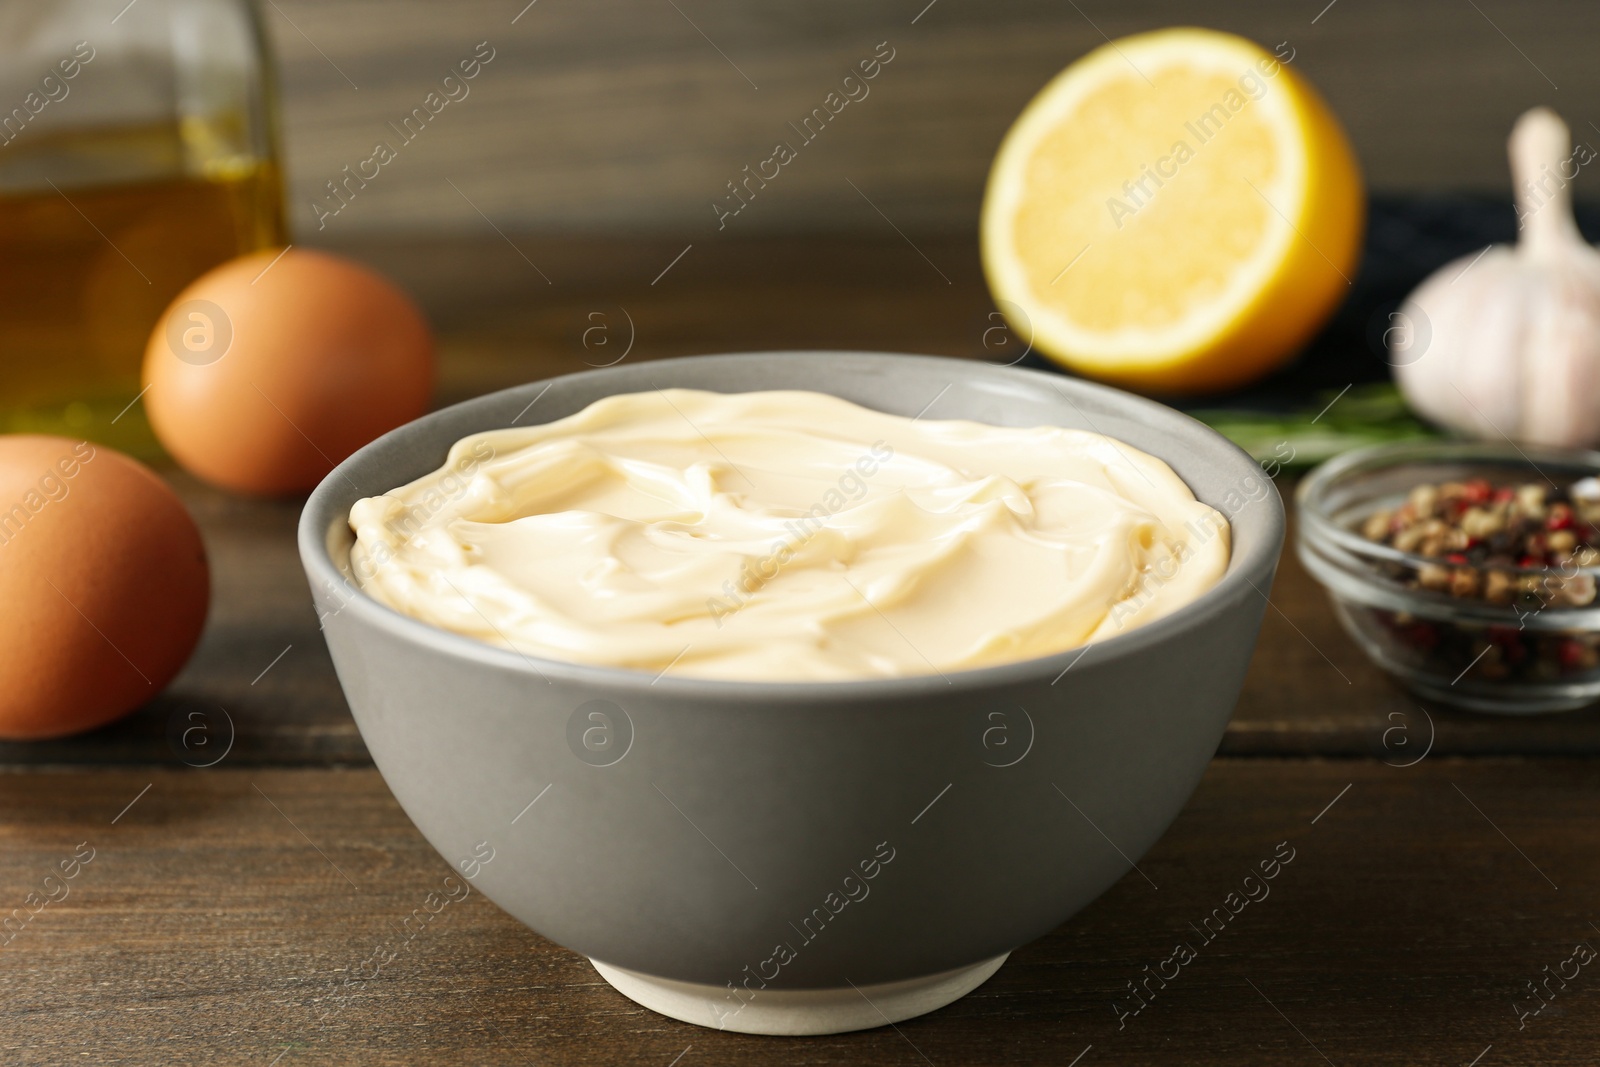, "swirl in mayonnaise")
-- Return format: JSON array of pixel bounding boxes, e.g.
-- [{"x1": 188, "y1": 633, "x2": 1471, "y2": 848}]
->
[{"x1": 348, "y1": 389, "x2": 1228, "y2": 681}]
